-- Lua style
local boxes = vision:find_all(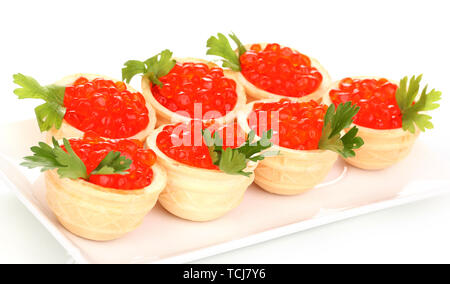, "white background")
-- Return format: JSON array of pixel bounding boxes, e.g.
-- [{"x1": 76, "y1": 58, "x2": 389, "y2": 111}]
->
[{"x1": 1, "y1": 0, "x2": 449, "y2": 264}]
